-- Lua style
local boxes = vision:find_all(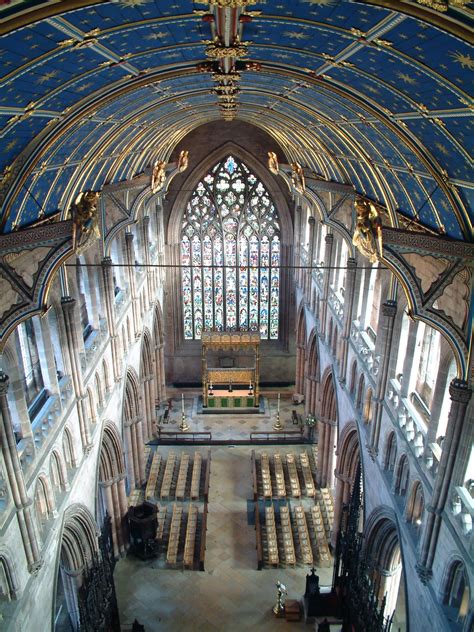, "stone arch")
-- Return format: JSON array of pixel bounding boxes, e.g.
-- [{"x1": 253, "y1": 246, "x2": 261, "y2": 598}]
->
[
  {"x1": 167, "y1": 141, "x2": 293, "y2": 349},
  {"x1": 85, "y1": 386, "x2": 97, "y2": 425},
  {"x1": 50, "y1": 449, "x2": 68, "y2": 493},
  {"x1": 332, "y1": 422, "x2": 362, "y2": 547},
  {"x1": 140, "y1": 328, "x2": 156, "y2": 440},
  {"x1": 34, "y1": 474, "x2": 55, "y2": 533},
  {"x1": 94, "y1": 371, "x2": 104, "y2": 412},
  {"x1": 295, "y1": 304, "x2": 307, "y2": 398},
  {"x1": 318, "y1": 369, "x2": 338, "y2": 488},
  {"x1": 122, "y1": 368, "x2": 145, "y2": 490},
  {"x1": 364, "y1": 509, "x2": 407, "y2": 624},
  {"x1": 405, "y1": 480, "x2": 425, "y2": 533},
  {"x1": 305, "y1": 329, "x2": 320, "y2": 416},
  {"x1": 96, "y1": 422, "x2": 128, "y2": 557},
  {"x1": 394, "y1": 453, "x2": 410, "y2": 496},
  {"x1": 102, "y1": 358, "x2": 110, "y2": 394},
  {"x1": 53, "y1": 504, "x2": 99, "y2": 632},
  {"x1": 152, "y1": 301, "x2": 166, "y2": 404},
  {"x1": 383, "y1": 431, "x2": 397, "y2": 473},
  {"x1": 62, "y1": 426, "x2": 76, "y2": 469},
  {"x1": 441, "y1": 558, "x2": 472, "y2": 630},
  {"x1": 363, "y1": 386, "x2": 374, "y2": 424},
  {"x1": 0, "y1": 551, "x2": 19, "y2": 601},
  {"x1": 356, "y1": 373, "x2": 365, "y2": 411}
]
